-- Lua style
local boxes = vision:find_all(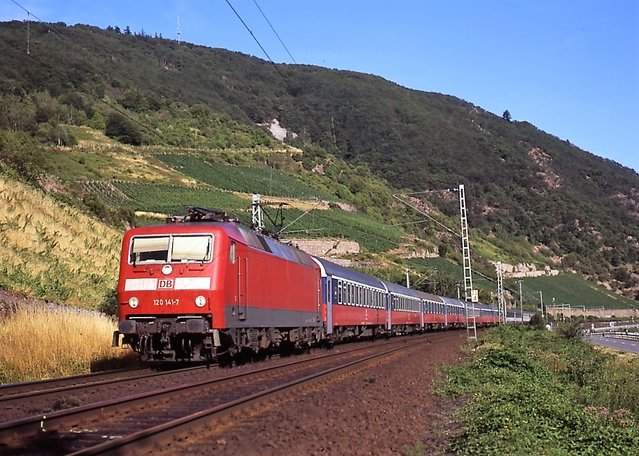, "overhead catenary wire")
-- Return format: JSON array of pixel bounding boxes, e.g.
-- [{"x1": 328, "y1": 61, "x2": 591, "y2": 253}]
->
[
  {"x1": 224, "y1": 0, "x2": 291, "y2": 88},
  {"x1": 7, "y1": 0, "x2": 167, "y2": 143},
  {"x1": 394, "y1": 190, "x2": 545, "y2": 303},
  {"x1": 252, "y1": 0, "x2": 296, "y2": 64},
  {"x1": 392, "y1": 194, "x2": 460, "y2": 237}
]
